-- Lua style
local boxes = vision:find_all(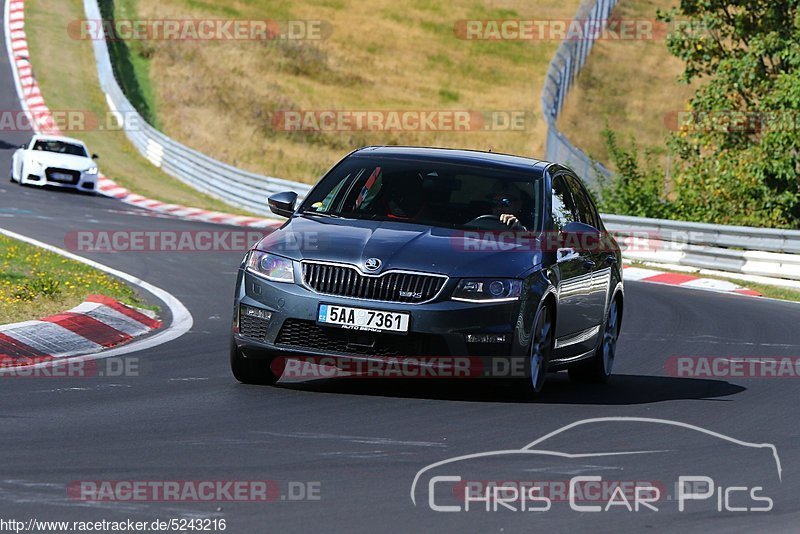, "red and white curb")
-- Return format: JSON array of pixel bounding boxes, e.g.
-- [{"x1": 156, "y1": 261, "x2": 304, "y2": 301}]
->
[
  {"x1": 95, "y1": 176, "x2": 281, "y2": 228},
  {"x1": 4, "y1": 0, "x2": 280, "y2": 229},
  {"x1": 0, "y1": 294, "x2": 161, "y2": 366},
  {"x1": 623, "y1": 266, "x2": 762, "y2": 297}
]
